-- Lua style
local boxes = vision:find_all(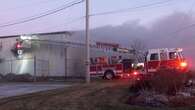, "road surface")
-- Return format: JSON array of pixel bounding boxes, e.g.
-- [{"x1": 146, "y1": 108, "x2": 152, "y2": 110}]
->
[{"x1": 0, "y1": 83, "x2": 71, "y2": 99}]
